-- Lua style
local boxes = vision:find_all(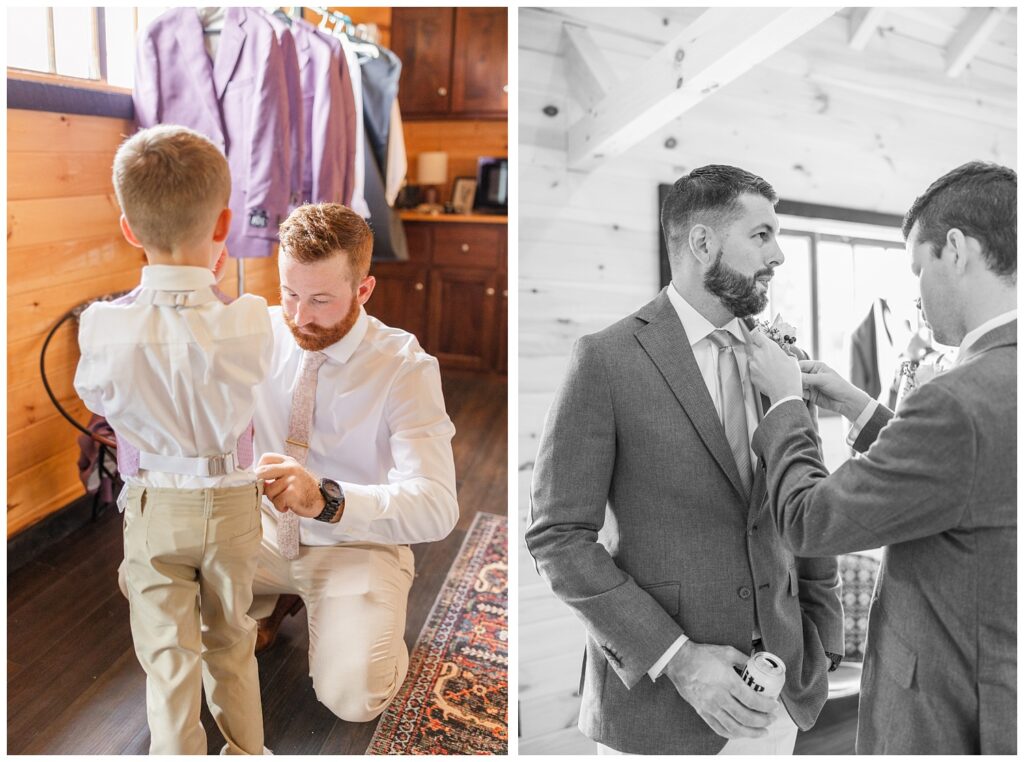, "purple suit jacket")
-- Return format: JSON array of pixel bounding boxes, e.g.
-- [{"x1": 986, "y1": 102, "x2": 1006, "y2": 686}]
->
[
  {"x1": 291, "y1": 18, "x2": 348, "y2": 204},
  {"x1": 258, "y1": 9, "x2": 304, "y2": 210},
  {"x1": 133, "y1": 7, "x2": 295, "y2": 259}
]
